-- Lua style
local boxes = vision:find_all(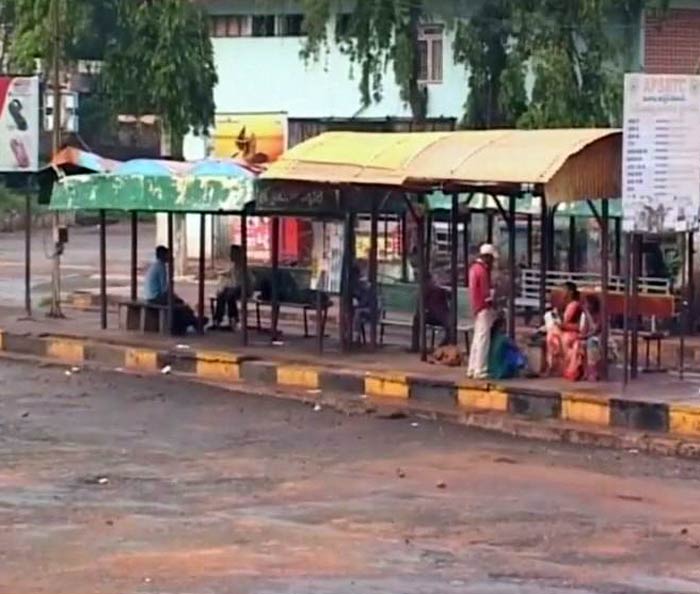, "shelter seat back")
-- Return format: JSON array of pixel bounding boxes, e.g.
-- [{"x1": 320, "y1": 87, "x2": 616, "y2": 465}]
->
[{"x1": 378, "y1": 282, "x2": 471, "y2": 318}]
